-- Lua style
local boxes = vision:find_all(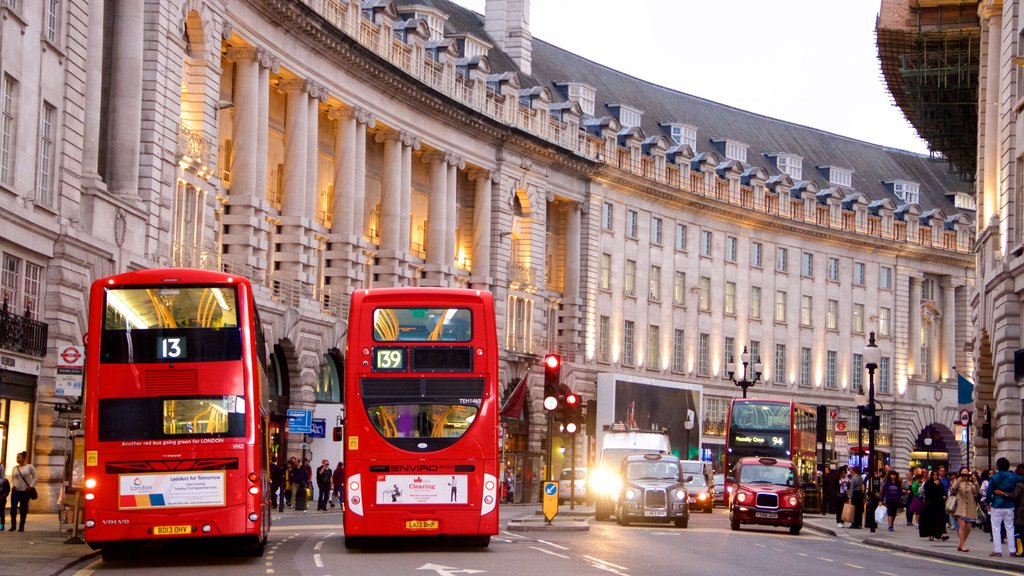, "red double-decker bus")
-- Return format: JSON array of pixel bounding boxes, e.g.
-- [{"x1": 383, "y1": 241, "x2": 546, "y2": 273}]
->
[
  {"x1": 82, "y1": 269, "x2": 271, "y2": 559},
  {"x1": 343, "y1": 288, "x2": 500, "y2": 548},
  {"x1": 724, "y1": 399, "x2": 816, "y2": 502}
]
